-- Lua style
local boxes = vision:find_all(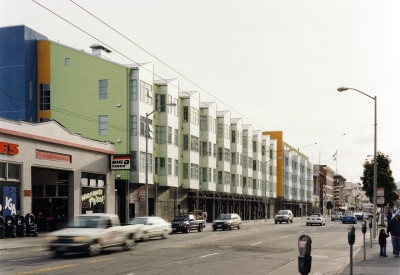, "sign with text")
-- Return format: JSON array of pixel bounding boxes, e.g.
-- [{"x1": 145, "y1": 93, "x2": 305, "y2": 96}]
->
[
  {"x1": 377, "y1": 188, "x2": 385, "y2": 197},
  {"x1": 139, "y1": 186, "x2": 145, "y2": 202},
  {"x1": 377, "y1": 197, "x2": 385, "y2": 205},
  {"x1": 110, "y1": 154, "x2": 131, "y2": 170},
  {"x1": 0, "y1": 142, "x2": 19, "y2": 155}
]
